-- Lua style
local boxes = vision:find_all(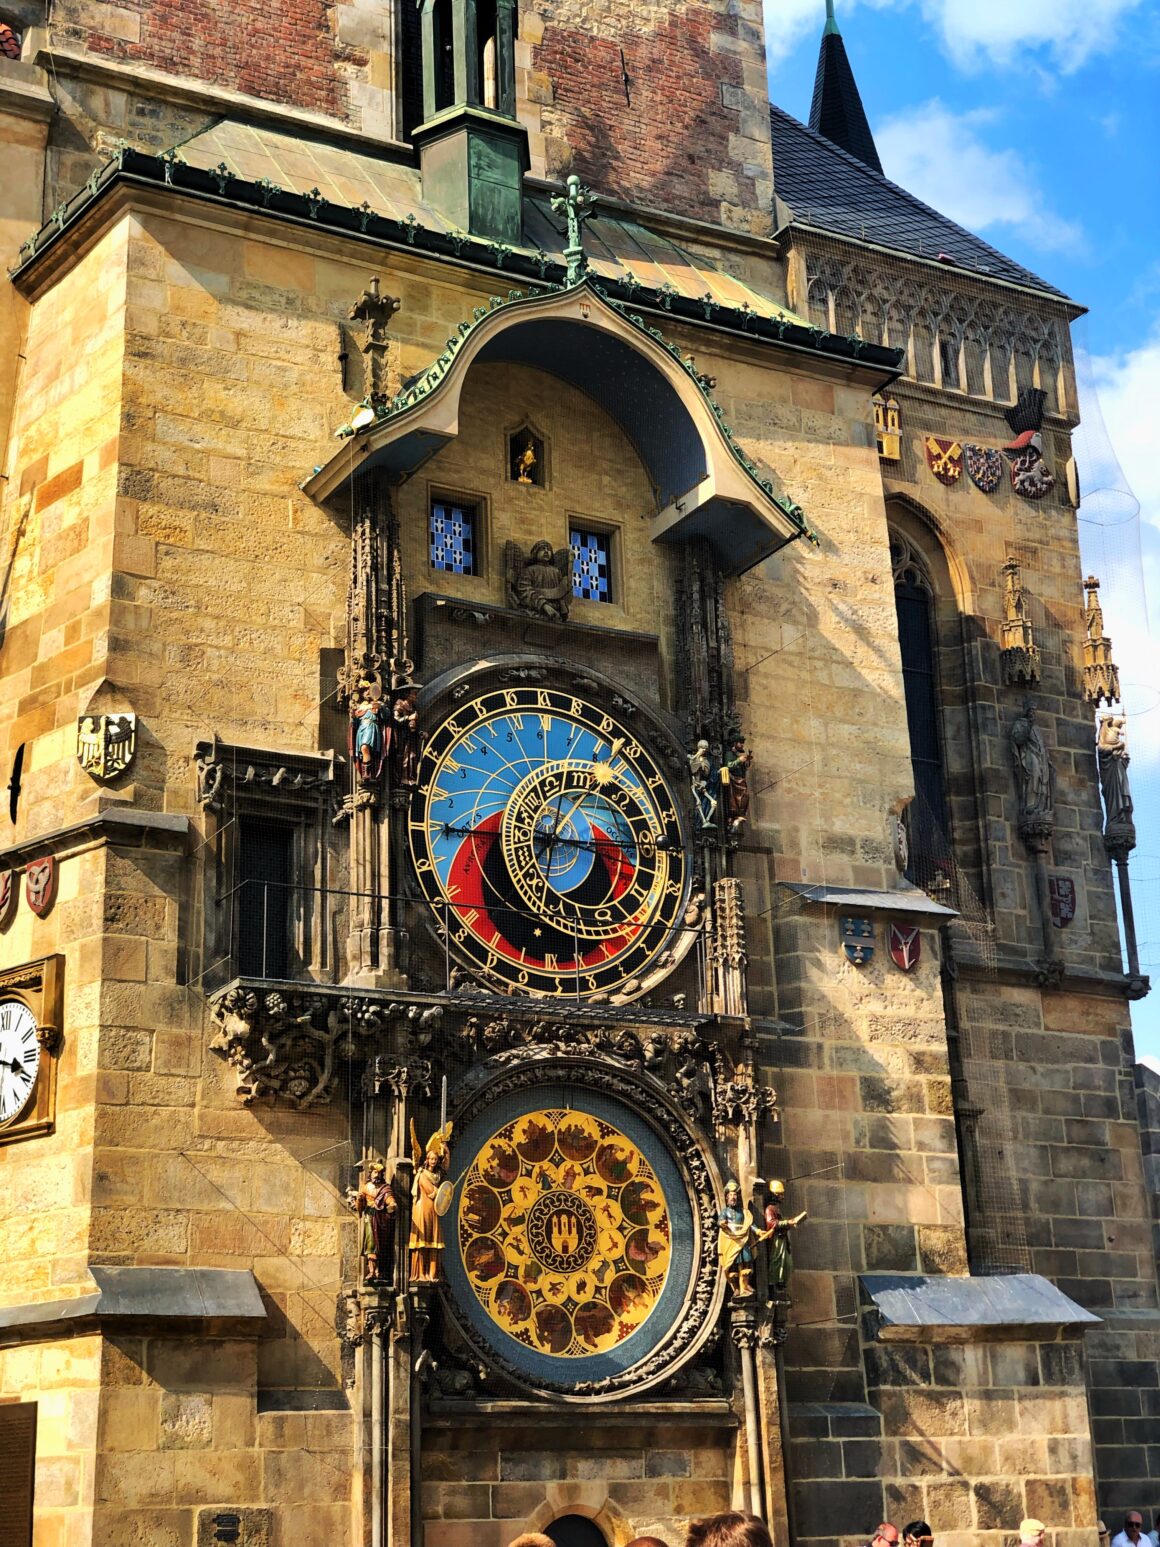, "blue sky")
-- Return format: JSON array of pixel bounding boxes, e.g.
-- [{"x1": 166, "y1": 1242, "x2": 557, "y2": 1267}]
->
[{"x1": 764, "y1": 0, "x2": 1160, "y2": 1063}]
